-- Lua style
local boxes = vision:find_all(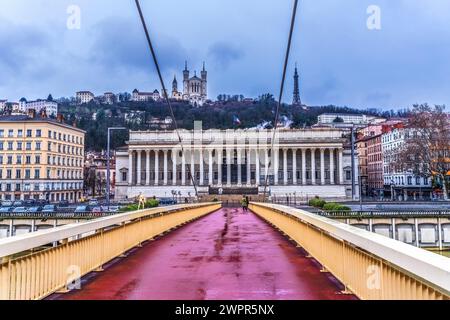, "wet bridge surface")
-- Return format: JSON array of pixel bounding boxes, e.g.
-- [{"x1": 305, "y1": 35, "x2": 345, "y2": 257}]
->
[{"x1": 52, "y1": 208, "x2": 356, "y2": 300}]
